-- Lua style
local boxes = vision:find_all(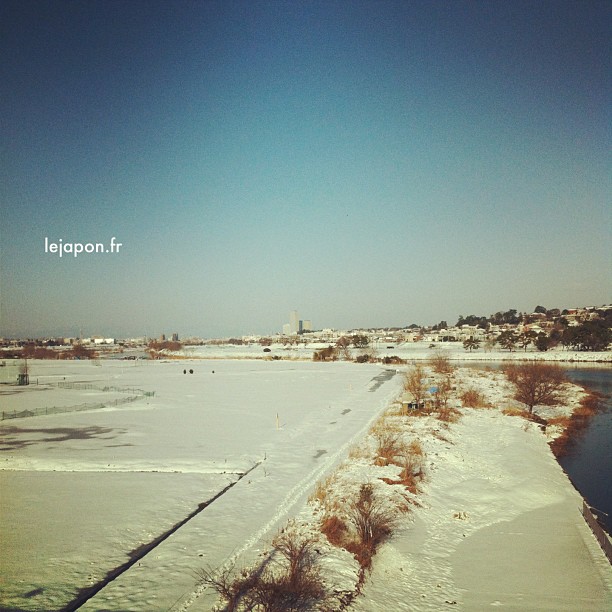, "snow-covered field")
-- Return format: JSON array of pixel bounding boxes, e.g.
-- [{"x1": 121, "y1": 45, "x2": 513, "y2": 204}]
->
[
  {"x1": 166, "y1": 341, "x2": 612, "y2": 363},
  {"x1": 1, "y1": 358, "x2": 611, "y2": 611},
  {"x1": 0, "y1": 359, "x2": 401, "y2": 610}
]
